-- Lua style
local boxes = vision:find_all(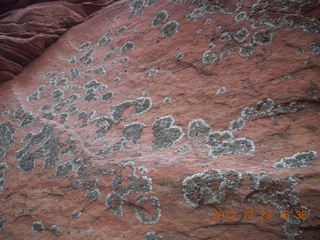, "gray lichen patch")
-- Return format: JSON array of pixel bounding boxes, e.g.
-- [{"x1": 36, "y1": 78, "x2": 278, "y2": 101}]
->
[
  {"x1": 229, "y1": 118, "x2": 245, "y2": 132},
  {"x1": 163, "y1": 97, "x2": 172, "y2": 104},
  {"x1": 52, "y1": 100, "x2": 69, "y2": 113},
  {"x1": 283, "y1": 224, "x2": 302, "y2": 240},
  {"x1": 239, "y1": 43, "x2": 254, "y2": 57},
  {"x1": 92, "y1": 115, "x2": 113, "y2": 138},
  {"x1": 50, "y1": 225, "x2": 60, "y2": 237},
  {"x1": 130, "y1": 0, "x2": 145, "y2": 15},
  {"x1": 43, "y1": 112, "x2": 56, "y2": 120},
  {"x1": 145, "y1": 232, "x2": 163, "y2": 240},
  {"x1": 176, "y1": 52, "x2": 184, "y2": 61},
  {"x1": 1, "y1": 110, "x2": 10, "y2": 117},
  {"x1": 235, "y1": 11, "x2": 247, "y2": 22},
  {"x1": 205, "y1": 18, "x2": 212, "y2": 24},
  {"x1": 59, "y1": 113, "x2": 69, "y2": 124},
  {"x1": 18, "y1": 151, "x2": 42, "y2": 173},
  {"x1": 273, "y1": 151, "x2": 318, "y2": 169},
  {"x1": 148, "y1": 68, "x2": 159, "y2": 77},
  {"x1": 79, "y1": 41, "x2": 91, "y2": 50},
  {"x1": 163, "y1": 21, "x2": 179, "y2": 38},
  {"x1": 102, "y1": 91, "x2": 114, "y2": 101},
  {"x1": 206, "y1": 128, "x2": 255, "y2": 158},
  {"x1": 188, "y1": 119, "x2": 212, "y2": 140},
  {"x1": 84, "y1": 88, "x2": 98, "y2": 102},
  {"x1": 310, "y1": 42, "x2": 320, "y2": 55},
  {"x1": 152, "y1": 10, "x2": 168, "y2": 27},
  {"x1": 70, "y1": 68, "x2": 80, "y2": 80},
  {"x1": 133, "y1": 176, "x2": 152, "y2": 194},
  {"x1": 0, "y1": 121, "x2": 15, "y2": 145},
  {"x1": 51, "y1": 89, "x2": 64, "y2": 99},
  {"x1": 123, "y1": 122, "x2": 145, "y2": 144},
  {"x1": 98, "y1": 84, "x2": 108, "y2": 92},
  {"x1": 206, "y1": 131, "x2": 233, "y2": 147},
  {"x1": 104, "y1": 49, "x2": 117, "y2": 61},
  {"x1": 202, "y1": 50, "x2": 218, "y2": 65},
  {"x1": 71, "y1": 210, "x2": 82, "y2": 218},
  {"x1": 43, "y1": 136, "x2": 59, "y2": 168},
  {"x1": 69, "y1": 56, "x2": 77, "y2": 64},
  {"x1": 241, "y1": 106, "x2": 260, "y2": 118},
  {"x1": 111, "y1": 100, "x2": 133, "y2": 123},
  {"x1": 119, "y1": 57, "x2": 129, "y2": 64},
  {"x1": 216, "y1": 86, "x2": 227, "y2": 94},
  {"x1": 98, "y1": 36, "x2": 112, "y2": 46},
  {"x1": 14, "y1": 107, "x2": 33, "y2": 128},
  {"x1": 95, "y1": 66, "x2": 106, "y2": 74},
  {"x1": 0, "y1": 147, "x2": 5, "y2": 159},
  {"x1": 233, "y1": 27, "x2": 250, "y2": 43},
  {"x1": 134, "y1": 97, "x2": 152, "y2": 114},
  {"x1": 175, "y1": 144, "x2": 193, "y2": 154},
  {"x1": 66, "y1": 105, "x2": 78, "y2": 114},
  {"x1": 84, "y1": 79, "x2": 101, "y2": 89},
  {"x1": 14, "y1": 106, "x2": 24, "y2": 120},
  {"x1": 86, "y1": 188, "x2": 100, "y2": 202},
  {"x1": 241, "y1": 98, "x2": 303, "y2": 119},
  {"x1": 78, "y1": 111, "x2": 91, "y2": 127},
  {"x1": 146, "y1": 0, "x2": 159, "y2": 7},
  {"x1": 118, "y1": 26, "x2": 127, "y2": 34},
  {"x1": 56, "y1": 162, "x2": 73, "y2": 178},
  {"x1": 39, "y1": 104, "x2": 50, "y2": 112},
  {"x1": 105, "y1": 192, "x2": 124, "y2": 217},
  {"x1": 182, "y1": 169, "x2": 228, "y2": 208},
  {"x1": 246, "y1": 173, "x2": 300, "y2": 211},
  {"x1": 121, "y1": 41, "x2": 135, "y2": 53},
  {"x1": 219, "y1": 32, "x2": 232, "y2": 42},
  {"x1": 27, "y1": 90, "x2": 40, "y2": 102},
  {"x1": 186, "y1": 7, "x2": 205, "y2": 20},
  {"x1": 79, "y1": 48, "x2": 95, "y2": 64},
  {"x1": 56, "y1": 77, "x2": 68, "y2": 86},
  {"x1": 0, "y1": 218, "x2": 6, "y2": 229},
  {"x1": 231, "y1": 138, "x2": 255, "y2": 154},
  {"x1": 152, "y1": 115, "x2": 184, "y2": 150},
  {"x1": 32, "y1": 221, "x2": 45, "y2": 232},
  {"x1": 135, "y1": 196, "x2": 161, "y2": 224},
  {"x1": 253, "y1": 28, "x2": 275, "y2": 45},
  {"x1": 69, "y1": 93, "x2": 80, "y2": 102}
]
